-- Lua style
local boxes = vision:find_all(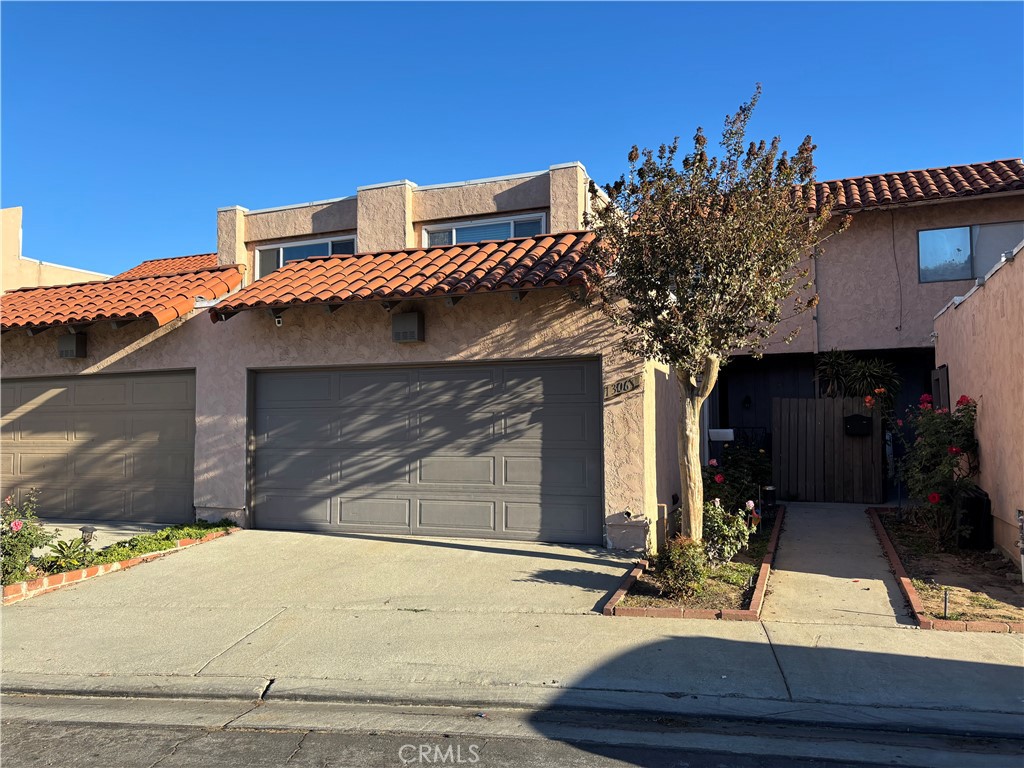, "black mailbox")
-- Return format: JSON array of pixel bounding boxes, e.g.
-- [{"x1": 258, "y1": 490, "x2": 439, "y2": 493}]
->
[{"x1": 844, "y1": 414, "x2": 873, "y2": 437}]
